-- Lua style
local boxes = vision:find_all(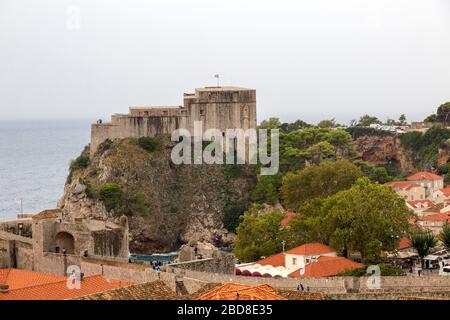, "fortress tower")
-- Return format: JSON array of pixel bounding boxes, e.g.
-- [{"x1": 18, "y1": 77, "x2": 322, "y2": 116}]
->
[{"x1": 90, "y1": 86, "x2": 257, "y2": 156}]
